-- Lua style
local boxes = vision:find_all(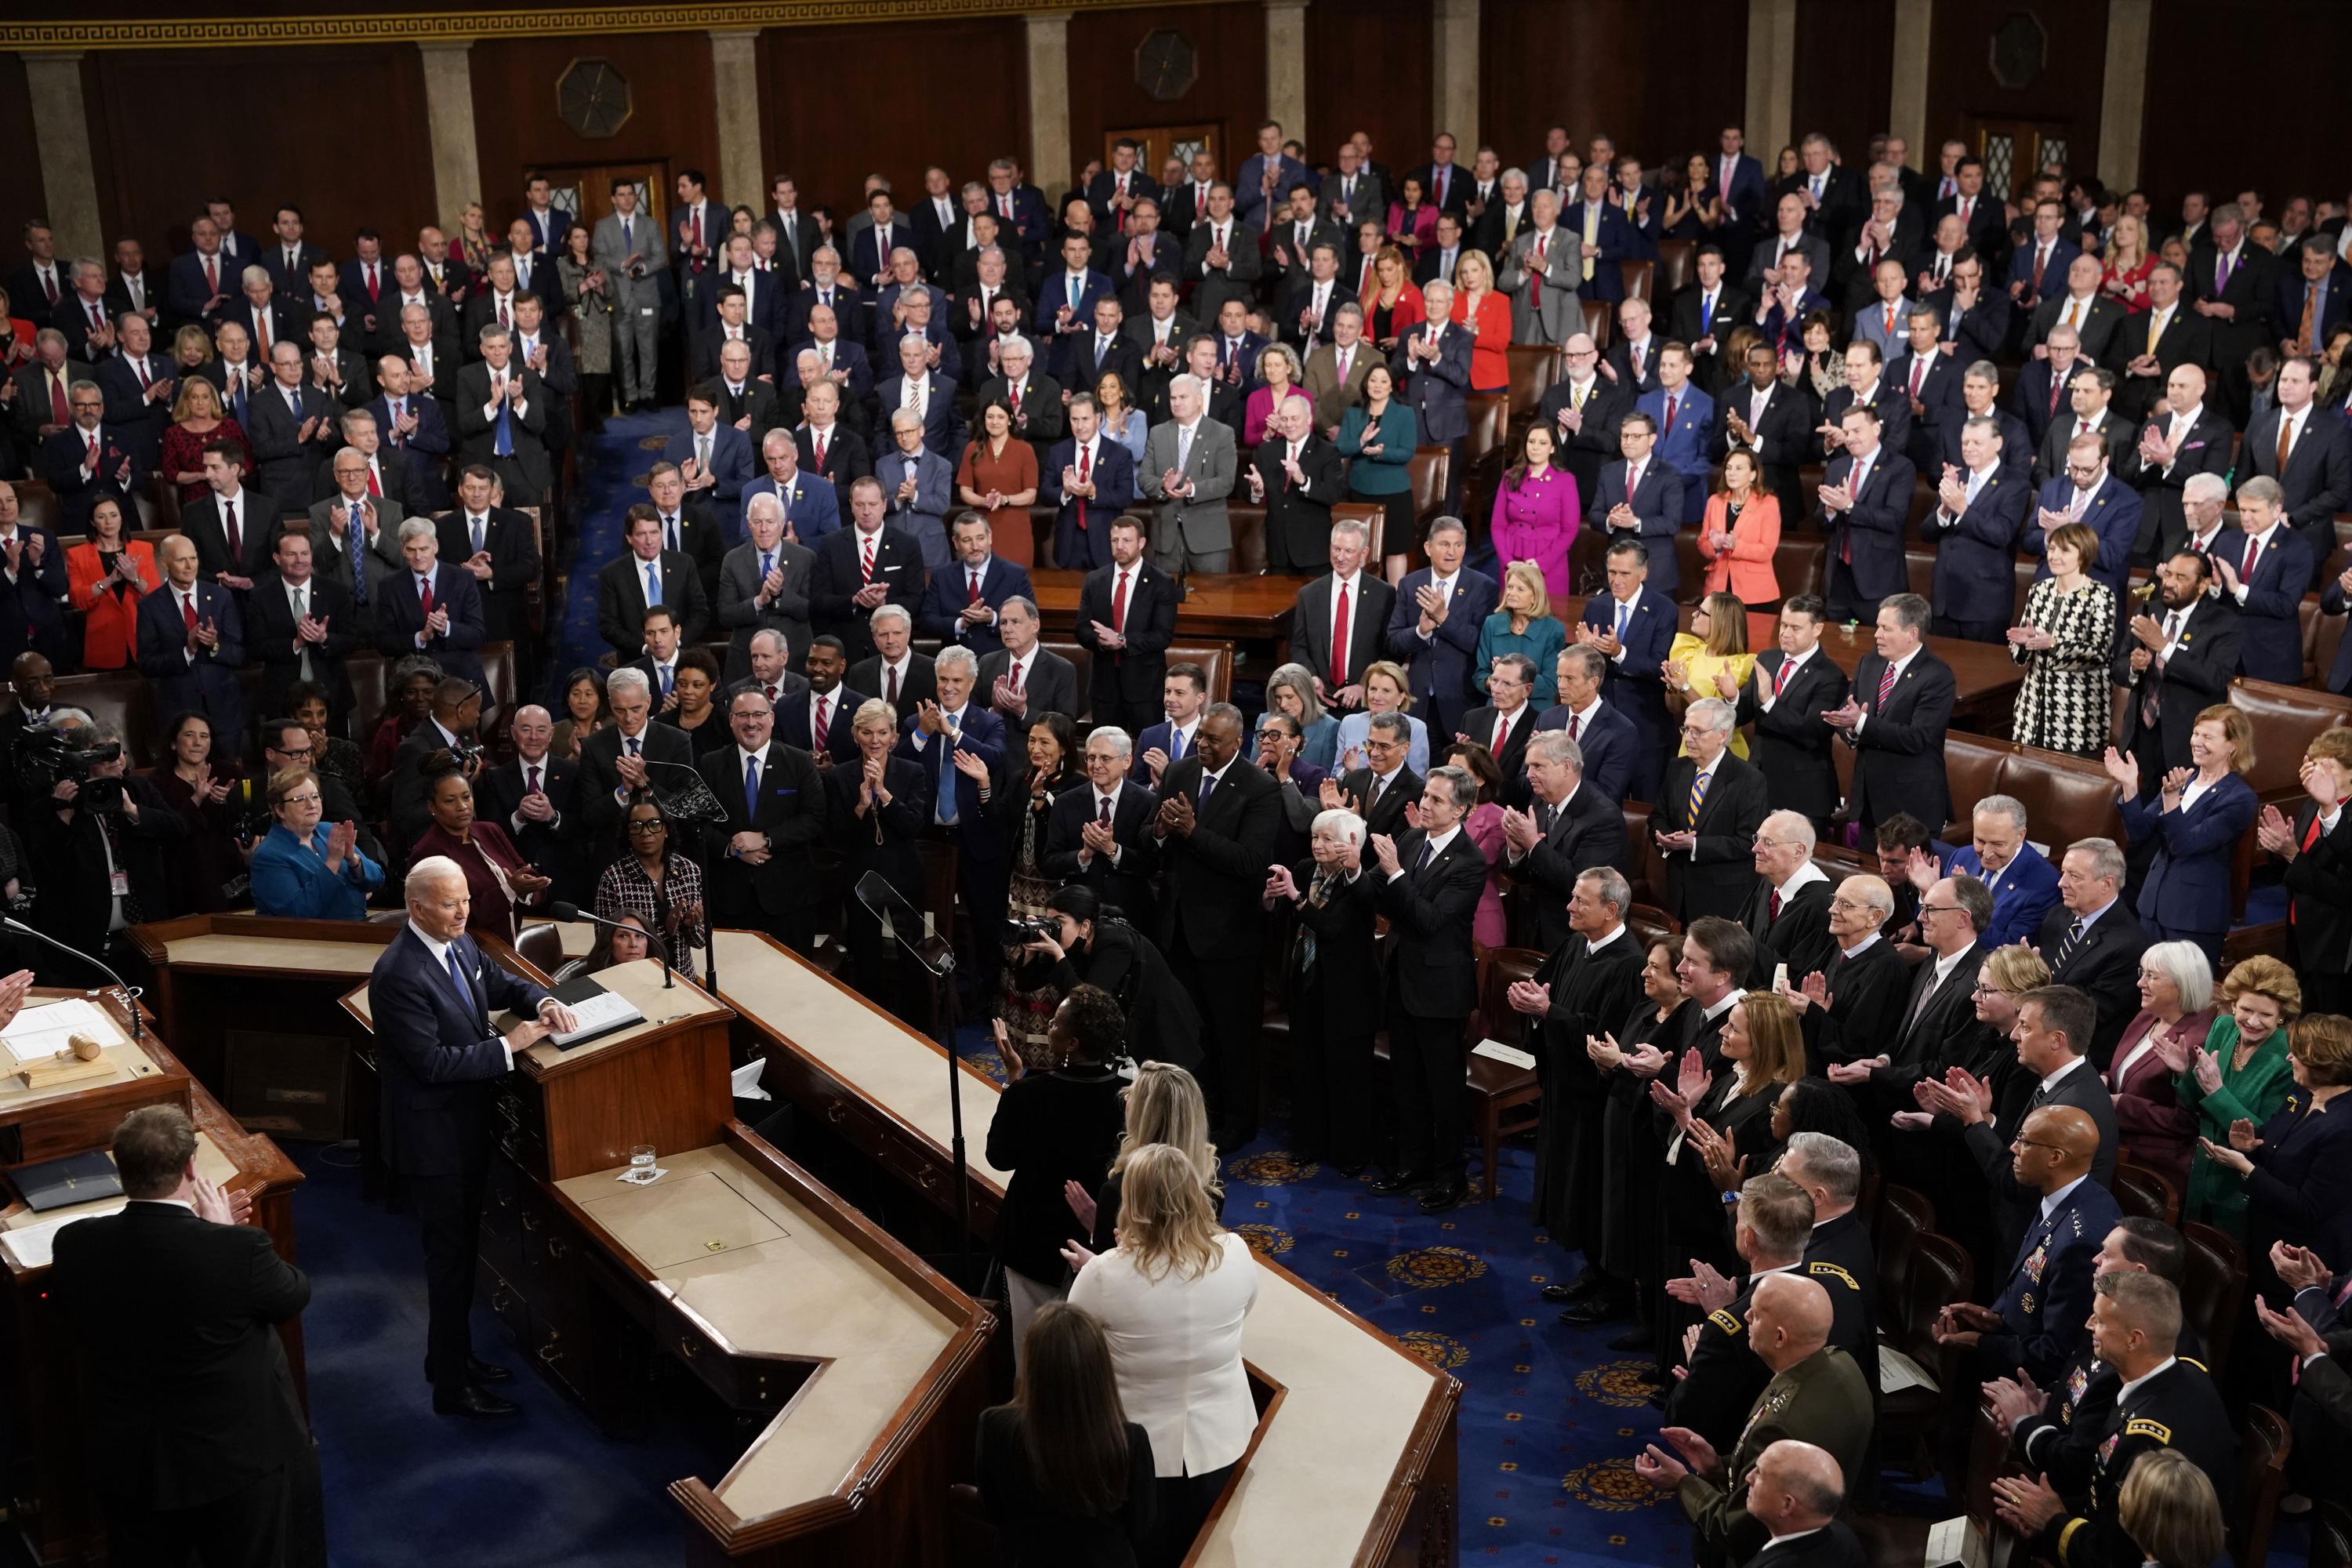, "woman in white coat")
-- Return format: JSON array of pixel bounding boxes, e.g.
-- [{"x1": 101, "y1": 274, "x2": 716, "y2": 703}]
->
[{"x1": 1063, "y1": 1142, "x2": 1258, "y2": 1567}]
